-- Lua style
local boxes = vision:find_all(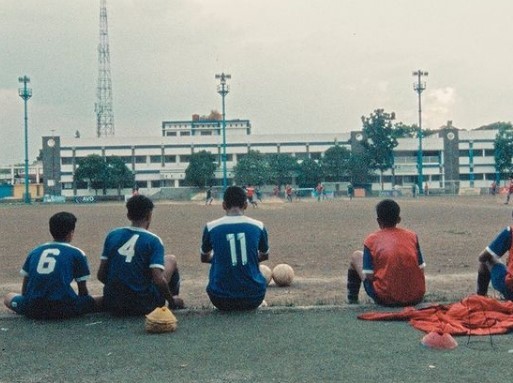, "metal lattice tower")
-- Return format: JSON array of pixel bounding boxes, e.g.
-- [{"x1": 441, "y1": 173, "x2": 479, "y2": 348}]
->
[{"x1": 95, "y1": 0, "x2": 115, "y2": 137}]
